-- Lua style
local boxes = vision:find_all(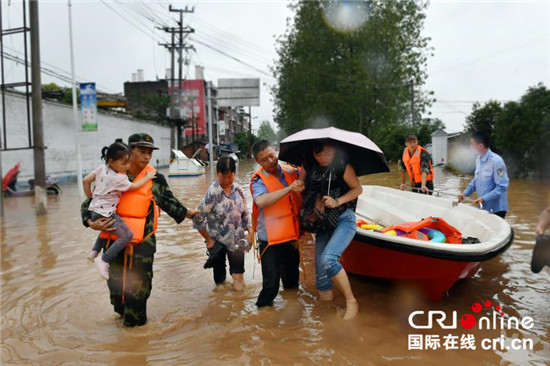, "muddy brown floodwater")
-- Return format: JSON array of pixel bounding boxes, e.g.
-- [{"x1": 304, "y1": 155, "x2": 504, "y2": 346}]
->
[{"x1": 1, "y1": 160, "x2": 549, "y2": 365}]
